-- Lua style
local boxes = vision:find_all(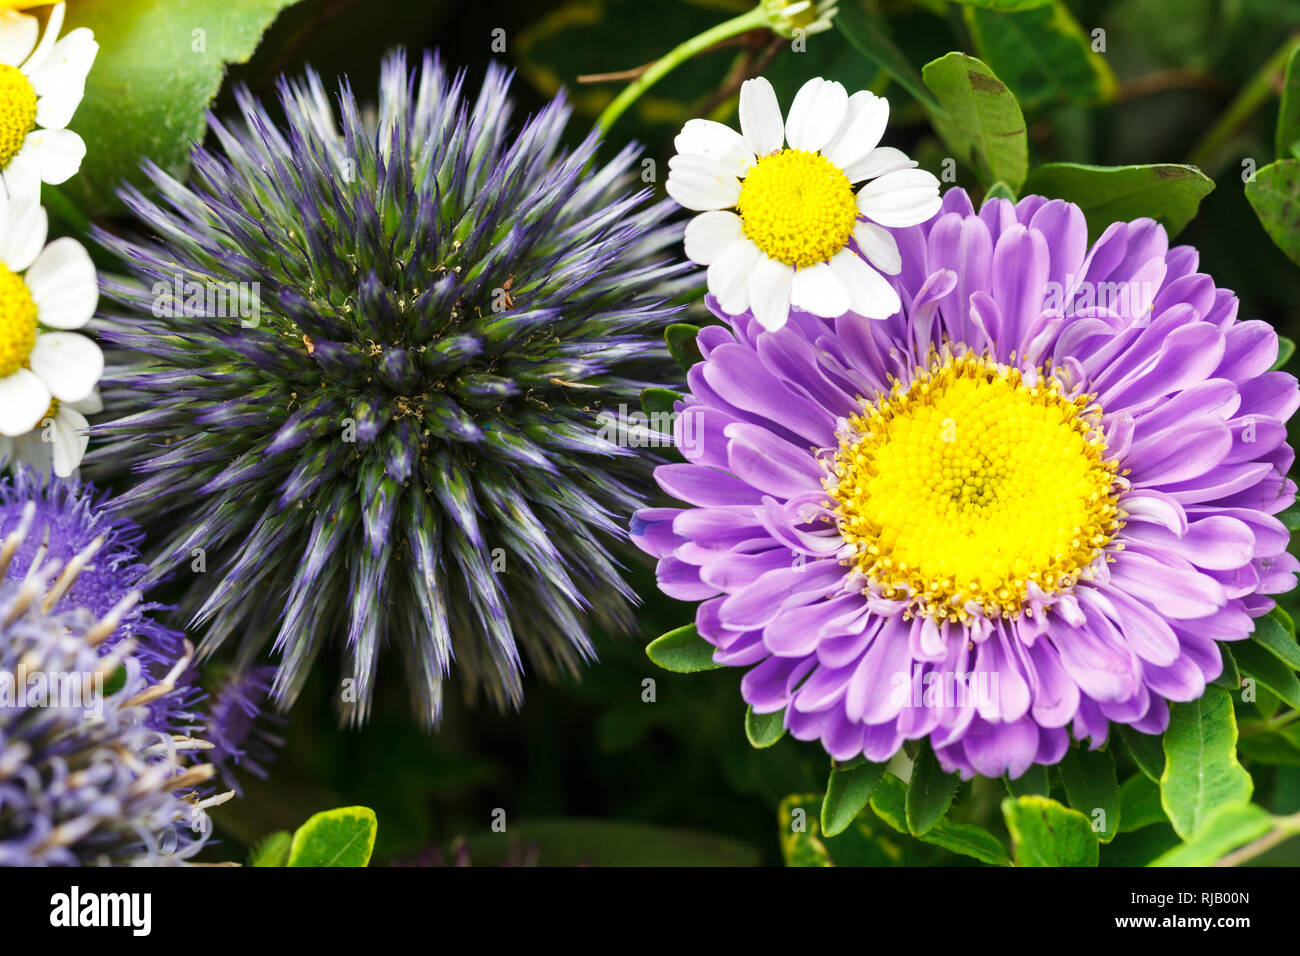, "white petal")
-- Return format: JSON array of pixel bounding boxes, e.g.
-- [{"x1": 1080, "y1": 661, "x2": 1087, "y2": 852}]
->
[
  {"x1": 25, "y1": 236, "x2": 96, "y2": 329},
  {"x1": 18, "y1": 0, "x2": 64, "y2": 75},
  {"x1": 824, "y1": 92, "x2": 889, "y2": 171},
  {"x1": 0, "y1": 10, "x2": 38, "y2": 67},
  {"x1": 738, "y1": 77, "x2": 784, "y2": 156},
  {"x1": 0, "y1": 156, "x2": 41, "y2": 200},
  {"x1": 829, "y1": 248, "x2": 900, "y2": 319},
  {"x1": 51, "y1": 407, "x2": 88, "y2": 477},
  {"x1": 856, "y1": 168, "x2": 943, "y2": 228},
  {"x1": 843, "y1": 146, "x2": 917, "y2": 183},
  {"x1": 69, "y1": 387, "x2": 101, "y2": 415},
  {"x1": 748, "y1": 257, "x2": 795, "y2": 331},
  {"x1": 852, "y1": 220, "x2": 901, "y2": 275},
  {"x1": 10, "y1": 127, "x2": 85, "y2": 185},
  {"x1": 790, "y1": 262, "x2": 850, "y2": 318},
  {"x1": 674, "y1": 118, "x2": 753, "y2": 177},
  {"x1": 30, "y1": 30, "x2": 96, "y2": 130},
  {"x1": 0, "y1": 198, "x2": 47, "y2": 271},
  {"x1": 683, "y1": 211, "x2": 745, "y2": 266},
  {"x1": 29, "y1": 331, "x2": 102, "y2": 402},
  {"x1": 0, "y1": 368, "x2": 50, "y2": 436},
  {"x1": 784, "y1": 78, "x2": 848, "y2": 154},
  {"x1": 665, "y1": 153, "x2": 742, "y2": 211},
  {"x1": 707, "y1": 237, "x2": 763, "y2": 316}
]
